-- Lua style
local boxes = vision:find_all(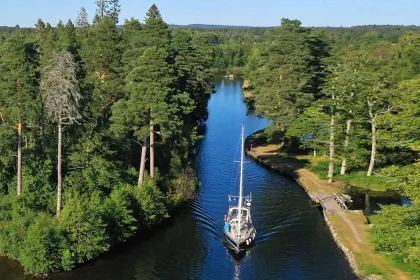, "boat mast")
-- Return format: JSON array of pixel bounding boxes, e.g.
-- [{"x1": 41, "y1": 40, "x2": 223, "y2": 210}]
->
[{"x1": 237, "y1": 124, "x2": 244, "y2": 244}]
